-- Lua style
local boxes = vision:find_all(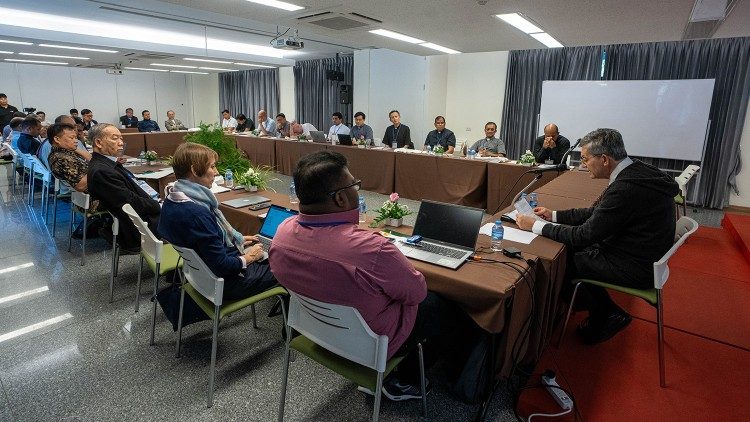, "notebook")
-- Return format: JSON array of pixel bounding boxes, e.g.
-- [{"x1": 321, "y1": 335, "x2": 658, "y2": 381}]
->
[
  {"x1": 394, "y1": 200, "x2": 484, "y2": 270},
  {"x1": 309, "y1": 131, "x2": 327, "y2": 143},
  {"x1": 221, "y1": 195, "x2": 271, "y2": 210}
]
